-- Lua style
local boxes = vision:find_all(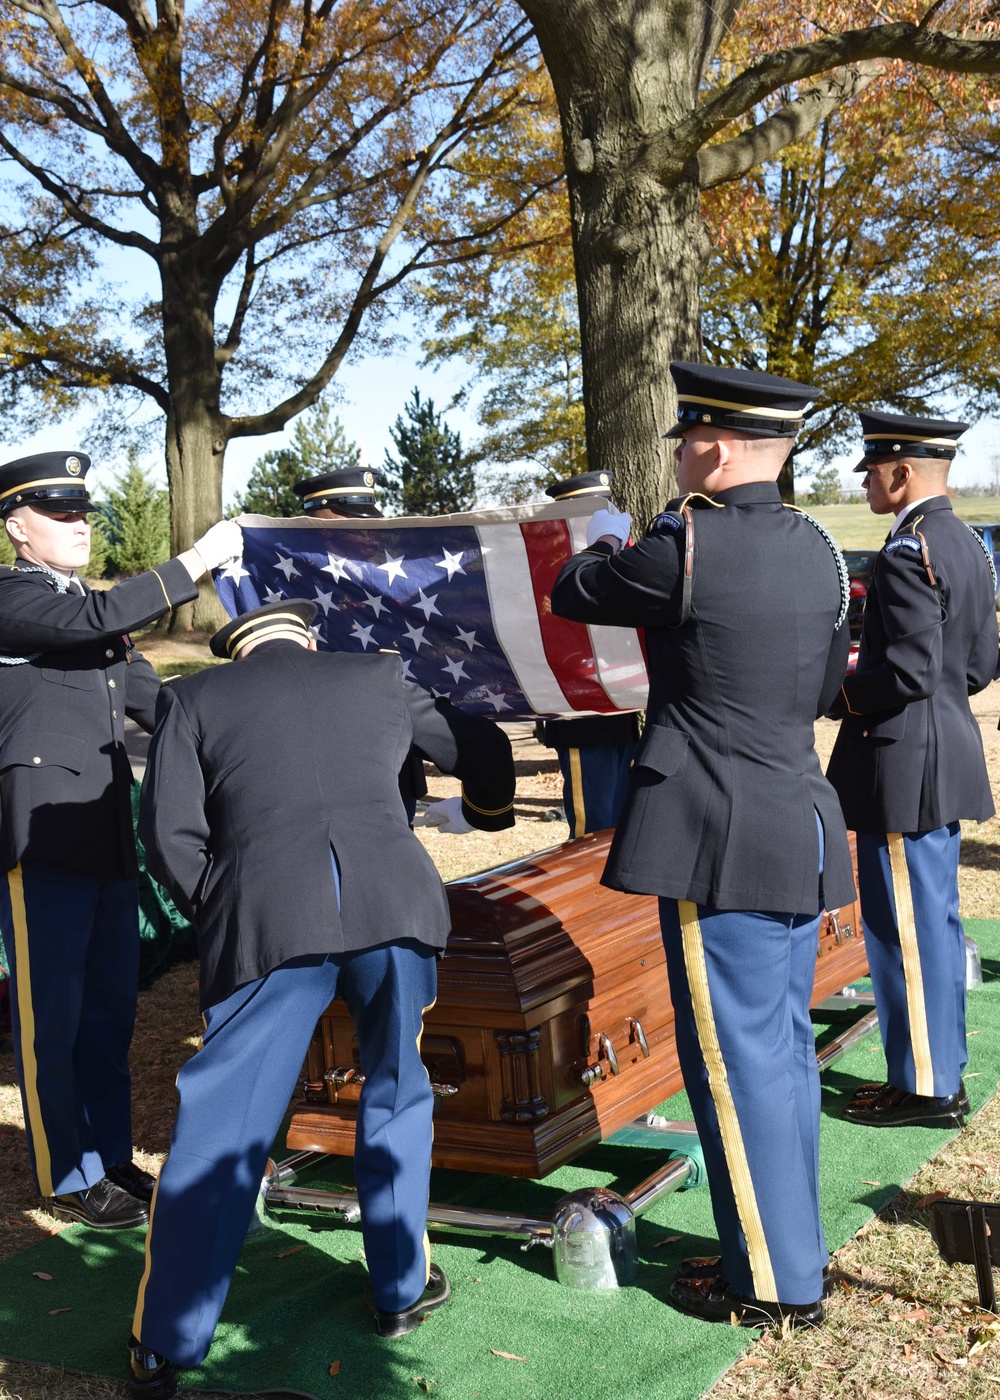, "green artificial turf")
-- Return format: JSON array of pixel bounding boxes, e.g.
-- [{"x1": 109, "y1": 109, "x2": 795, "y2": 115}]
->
[{"x1": 1, "y1": 919, "x2": 998, "y2": 1400}]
